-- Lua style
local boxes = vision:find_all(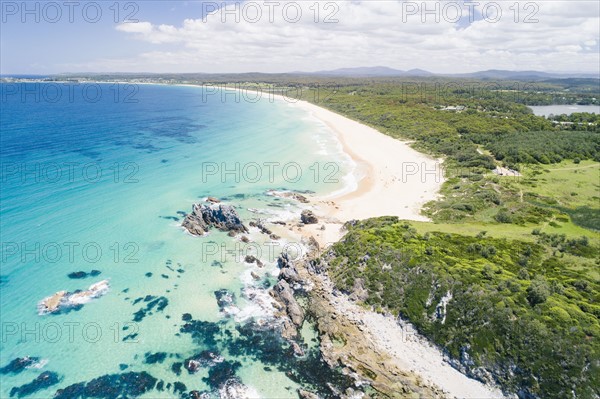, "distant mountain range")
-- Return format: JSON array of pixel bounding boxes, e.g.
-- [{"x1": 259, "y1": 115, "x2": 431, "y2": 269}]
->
[
  {"x1": 304, "y1": 66, "x2": 434, "y2": 77},
  {"x1": 299, "y1": 66, "x2": 599, "y2": 80},
  {"x1": 7, "y1": 67, "x2": 598, "y2": 82}
]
